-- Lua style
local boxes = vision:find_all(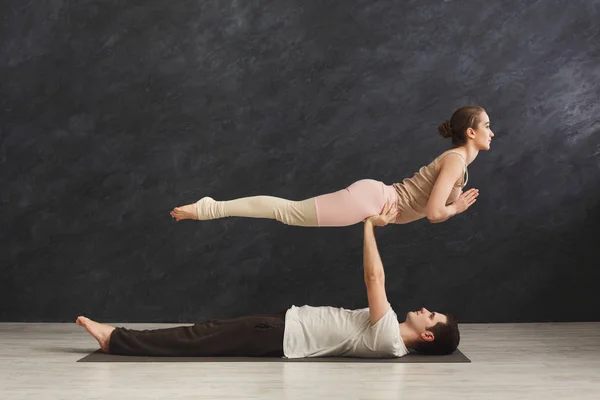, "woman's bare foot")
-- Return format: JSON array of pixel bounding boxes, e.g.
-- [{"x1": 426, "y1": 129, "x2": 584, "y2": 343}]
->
[
  {"x1": 170, "y1": 203, "x2": 198, "y2": 221},
  {"x1": 76, "y1": 316, "x2": 116, "y2": 353}
]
